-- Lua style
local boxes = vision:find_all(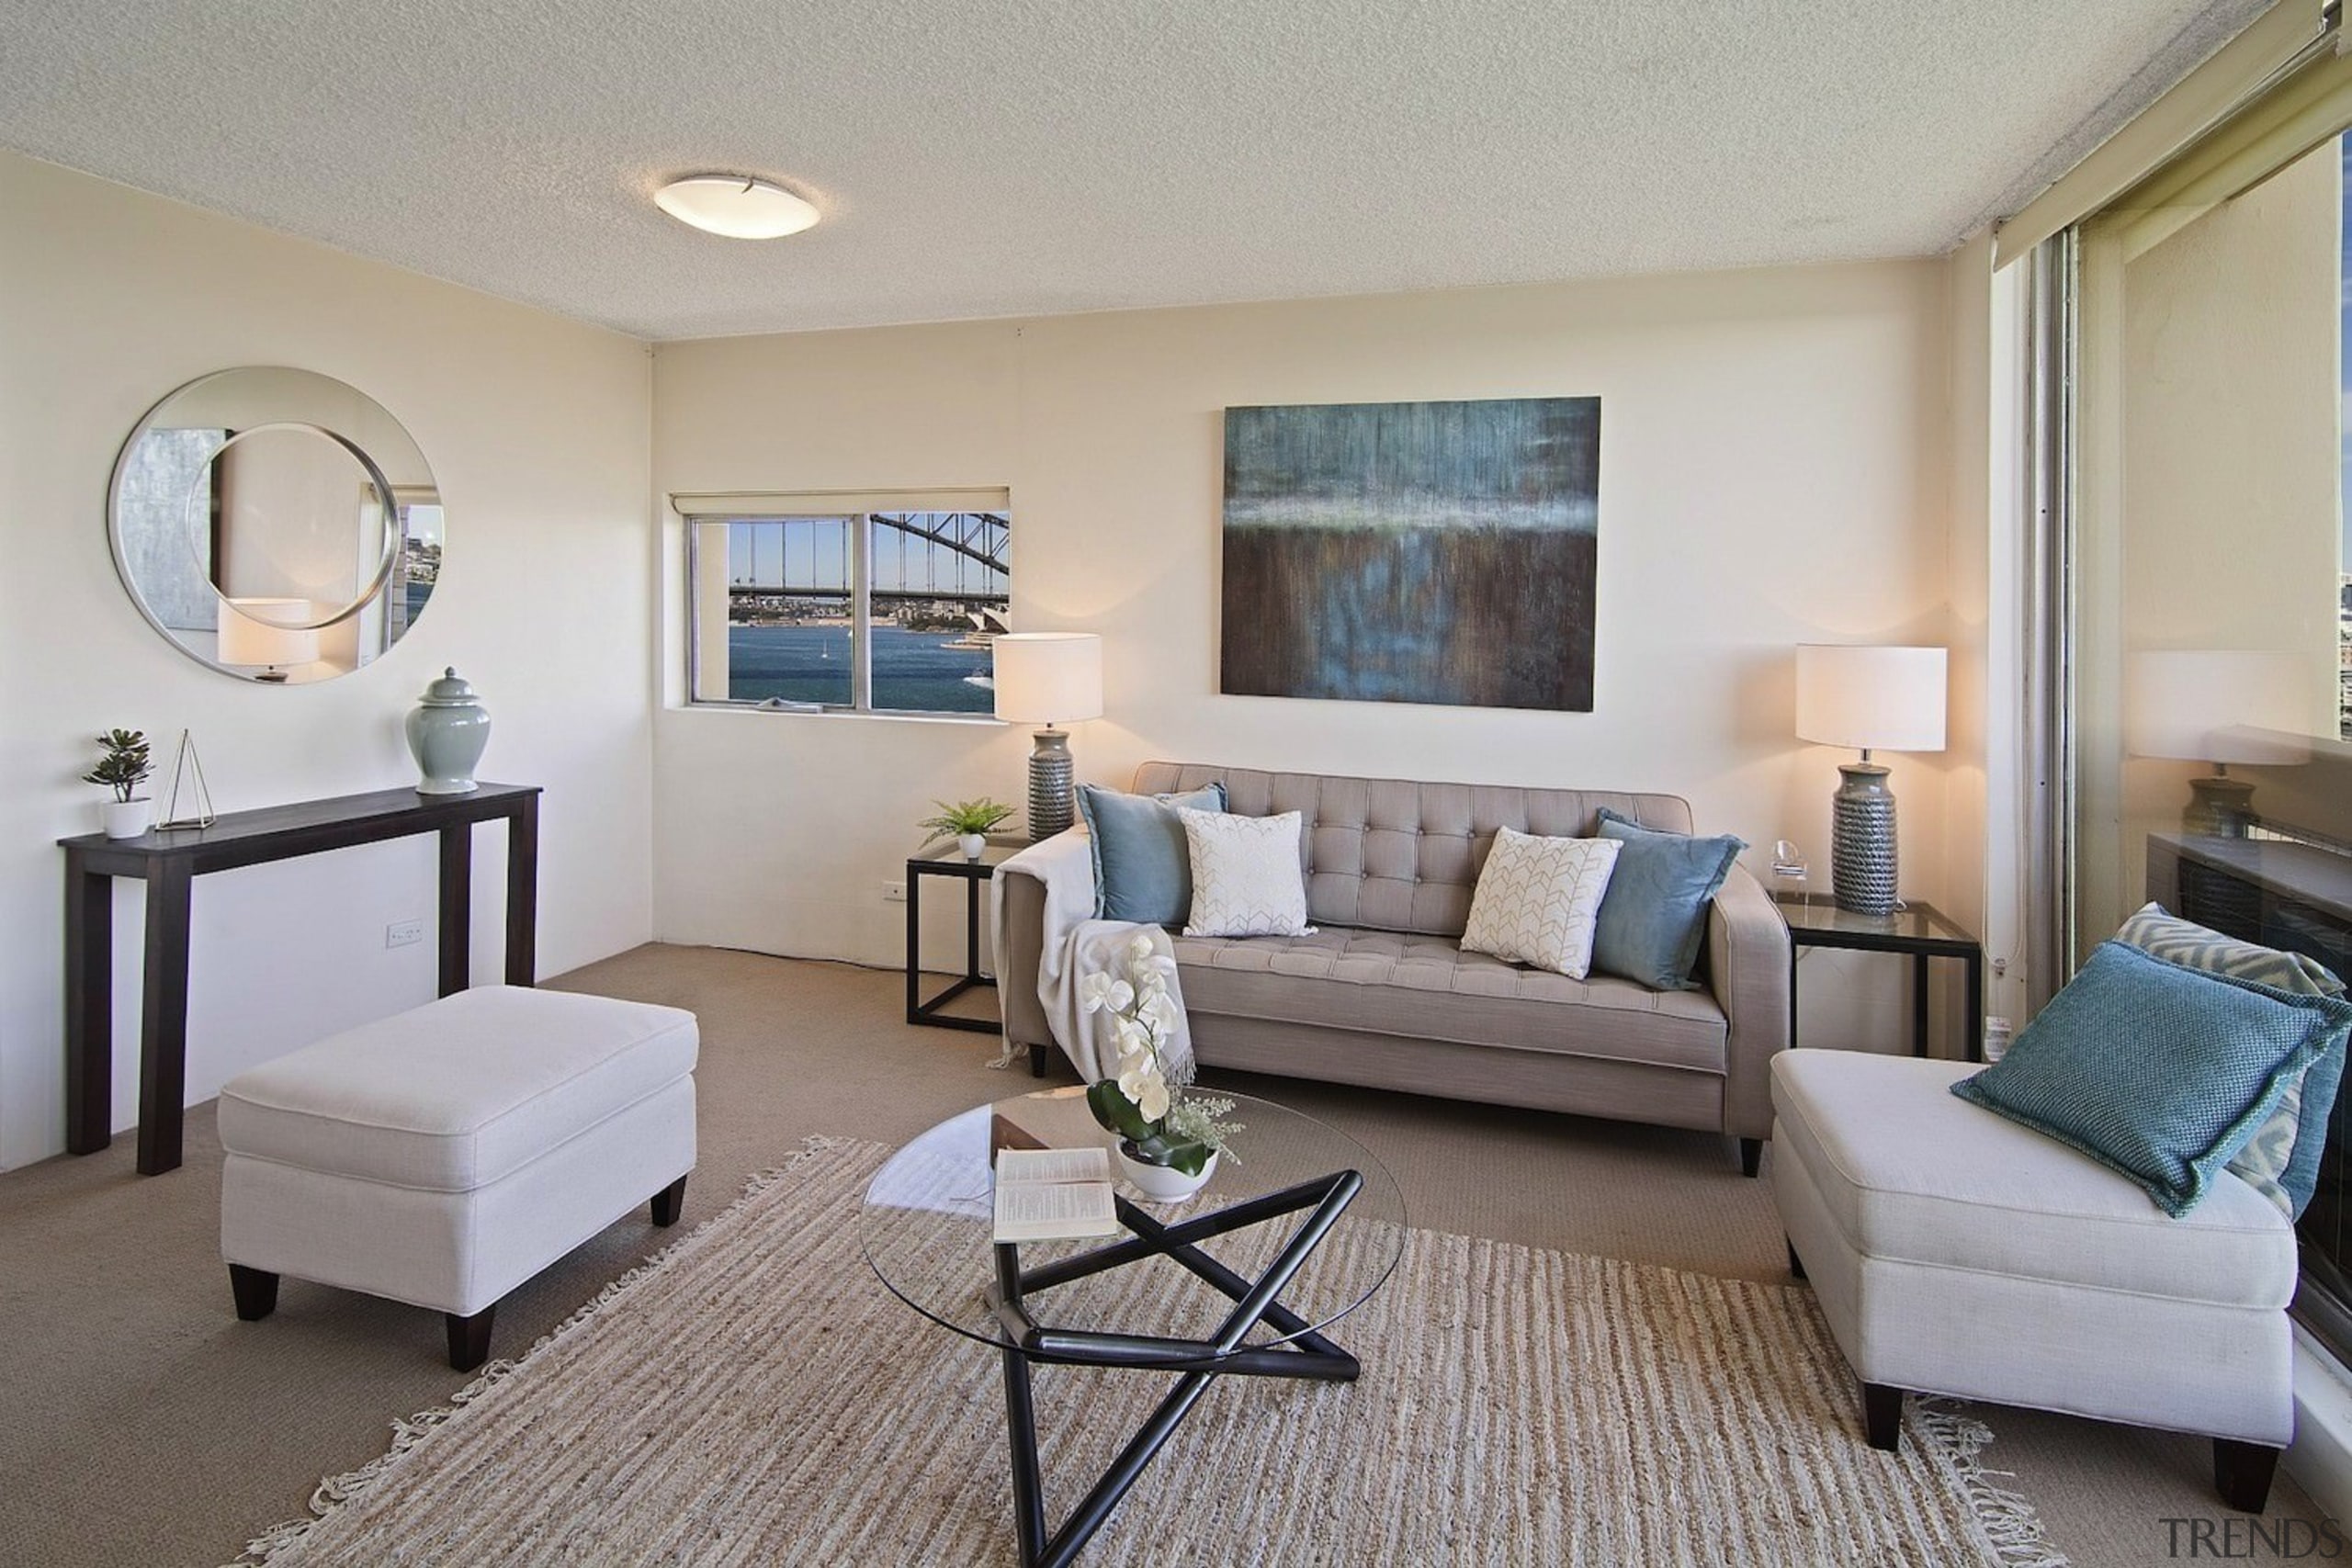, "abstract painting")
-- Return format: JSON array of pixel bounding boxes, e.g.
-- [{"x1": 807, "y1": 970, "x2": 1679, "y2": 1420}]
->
[{"x1": 1220, "y1": 396, "x2": 1600, "y2": 710}]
